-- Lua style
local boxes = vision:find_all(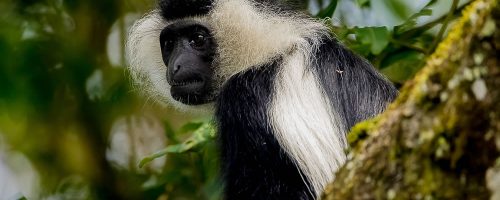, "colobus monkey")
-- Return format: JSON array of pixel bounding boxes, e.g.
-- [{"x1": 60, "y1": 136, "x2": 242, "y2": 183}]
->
[{"x1": 127, "y1": 0, "x2": 398, "y2": 199}]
